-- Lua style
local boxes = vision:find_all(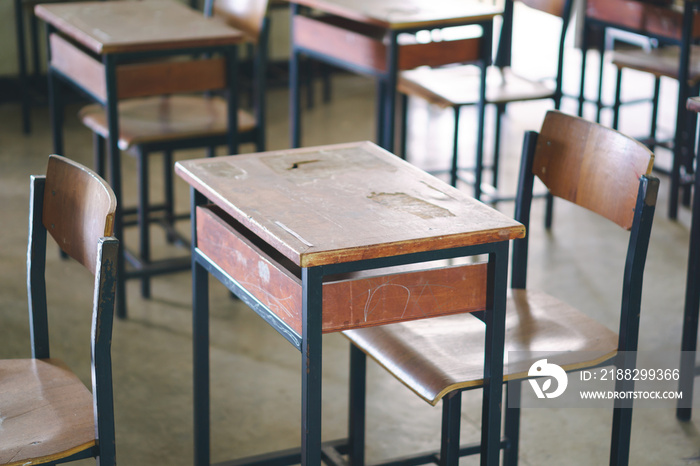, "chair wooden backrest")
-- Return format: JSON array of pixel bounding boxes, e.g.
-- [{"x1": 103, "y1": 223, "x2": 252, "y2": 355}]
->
[
  {"x1": 512, "y1": 110, "x2": 659, "y2": 351},
  {"x1": 24, "y1": 154, "x2": 119, "y2": 463},
  {"x1": 212, "y1": 0, "x2": 269, "y2": 42},
  {"x1": 496, "y1": 0, "x2": 573, "y2": 91},
  {"x1": 520, "y1": 0, "x2": 569, "y2": 17}
]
